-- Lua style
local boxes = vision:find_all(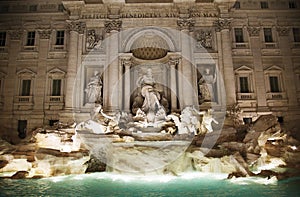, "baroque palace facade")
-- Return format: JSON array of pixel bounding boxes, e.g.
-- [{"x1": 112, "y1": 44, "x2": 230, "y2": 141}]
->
[{"x1": 0, "y1": 0, "x2": 299, "y2": 138}]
